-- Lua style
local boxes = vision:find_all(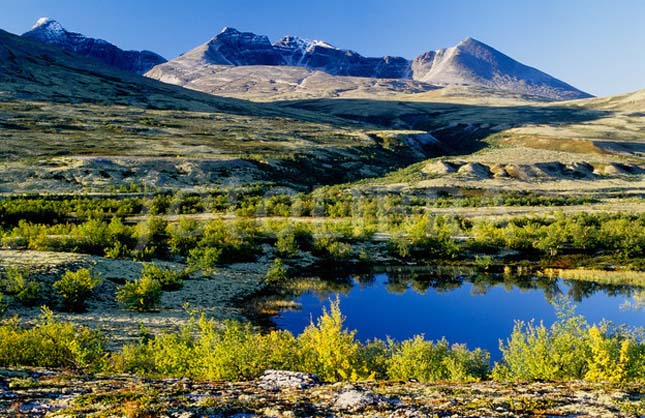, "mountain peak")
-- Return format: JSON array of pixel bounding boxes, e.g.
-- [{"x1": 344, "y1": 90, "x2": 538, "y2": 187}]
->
[
  {"x1": 31, "y1": 17, "x2": 63, "y2": 31},
  {"x1": 456, "y1": 37, "x2": 492, "y2": 51},
  {"x1": 411, "y1": 37, "x2": 591, "y2": 100},
  {"x1": 23, "y1": 17, "x2": 166, "y2": 74},
  {"x1": 27, "y1": 17, "x2": 67, "y2": 42},
  {"x1": 219, "y1": 26, "x2": 240, "y2": 35}
]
